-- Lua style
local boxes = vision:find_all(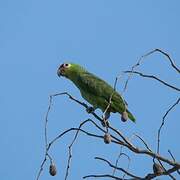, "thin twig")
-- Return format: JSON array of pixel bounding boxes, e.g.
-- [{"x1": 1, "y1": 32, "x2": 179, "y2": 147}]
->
[
  {"x1": 64, "y1": 120, "x2": 89, "y2": 180},
  {"x1": 112, "y1": 146, "x2": 123, "y2": 176},
  {"x1": 95, "y1": 157, "x2": 142, "y2": 179},
  {"x1": 168, "y1": 150, "x2": 176, "y2": 162},
  {"x1": 124, "y1": 70, "x2": 180, "y2": 92},
  {"x1": 168, "y1": 150, "x2": 180, "y2": 175},
  {"x1": 122, "y1": 49, "x2": 157, "y2": 92},
  {"x1": 64, "y1": 119, "x2": 105, "y2": 180},
  {"x1": 145, "y1": 166, "x2": 180, "y2": 179},
  {"x1": 51, "y1": 92, "x2": 105, "y2": 124},
  {"x1": 133, "y1": 133, "x2": 152, "y2": 152},
  {"x1": 123, "y1": 49, "x2": 180, "y2": 92},
  {"x1": 132, "y1": 132, "x2": 176, "y2": 179},
  {"x1": 156, "y1": 159, "x2": 176, "y2": 180},
  {"x1": 154, "y1": 49, "x2": 180, "y2": 73},
  {"x1": 112, "y1": 146, "x2": 131, "y2": 179},
  {"x1": 102, "y1": 74, "x2": 124, "y2": 130},
  {"x1": 154, "y1": 98, "x2": 180, "y2": 179},
  {"x1": 36, "y1": 157, "x2": 47, "y2": 180},
  {"x1": 83, "y1": 174, "x2": 132, "y2": 180},
  {"x1": 36, "y1": 95, "x2": 55, "y2": 180},
  {"x1": 157, "y1": 97, "x2": 180, "y2": 154}
]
